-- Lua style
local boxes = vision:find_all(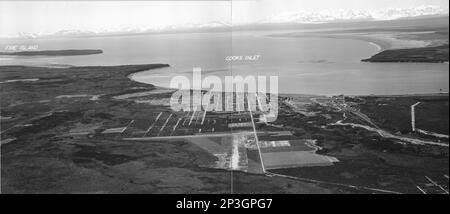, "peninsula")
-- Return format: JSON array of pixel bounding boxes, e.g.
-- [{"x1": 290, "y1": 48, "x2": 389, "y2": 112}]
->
[{"x1": 362, "y1": 44, "x2": 449, "y2": 63}]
